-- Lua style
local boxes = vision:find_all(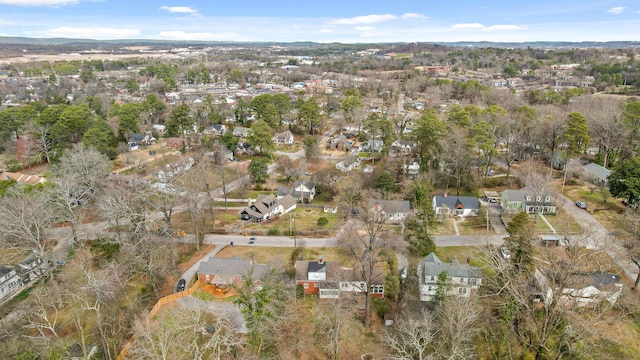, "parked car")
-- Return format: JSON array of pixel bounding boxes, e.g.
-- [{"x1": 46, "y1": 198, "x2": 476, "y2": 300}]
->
[
  {"x1": 248, "y1": 237, "x2": 256, "y2": 244},
  {"x1": 575, "y1": 201, "x2": 587, "y2": 209},
  {"x1": 500, "y1": 246, "x2": 511, "y2": 260},
  {"x1": 176, "y1": 278, "x2": 186, "y2": 292}
]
